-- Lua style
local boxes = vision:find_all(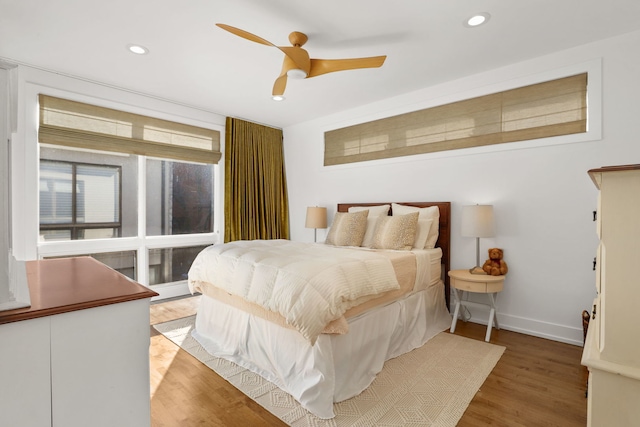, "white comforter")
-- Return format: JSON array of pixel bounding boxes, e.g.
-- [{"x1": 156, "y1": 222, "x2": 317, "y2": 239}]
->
[{"x1": 188, "y1": 239, "x2": 401, "y2": 344}]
